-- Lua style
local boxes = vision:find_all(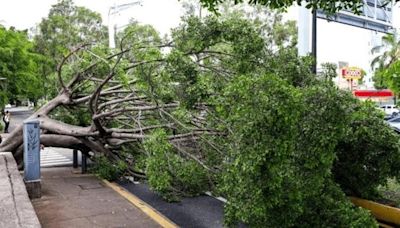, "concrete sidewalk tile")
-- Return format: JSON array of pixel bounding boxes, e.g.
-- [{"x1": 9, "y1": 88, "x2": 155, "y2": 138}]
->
[
  {"x1": 42, "y1": 217, "x2": 93, "y2": 228},
  {"x1": 87, "y1": 212, "x2": 132, "y2": 227},
  {"x1": 33, "y1": 167, "x2": 161, "y2": 228}
]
